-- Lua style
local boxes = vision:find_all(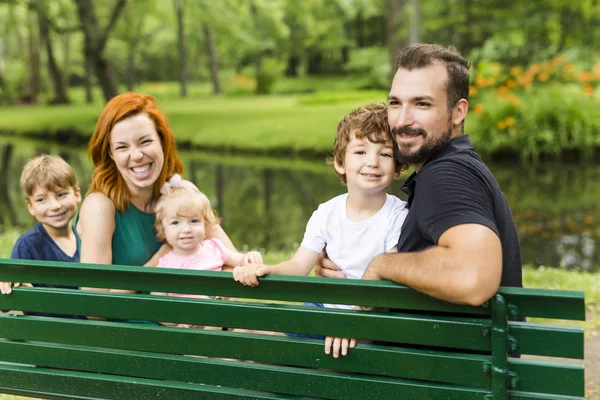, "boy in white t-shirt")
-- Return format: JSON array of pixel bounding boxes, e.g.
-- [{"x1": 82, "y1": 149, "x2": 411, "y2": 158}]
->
[{"x1": 233, "y1": 102, "x2": 408, "y2": 357}]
